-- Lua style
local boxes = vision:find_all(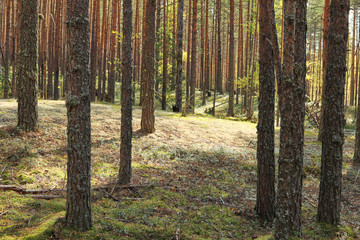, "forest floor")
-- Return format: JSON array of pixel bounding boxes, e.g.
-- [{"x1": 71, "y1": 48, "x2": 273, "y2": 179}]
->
[{"x1": 0, "y1": 99, "x2": 359, "y2": 239}]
